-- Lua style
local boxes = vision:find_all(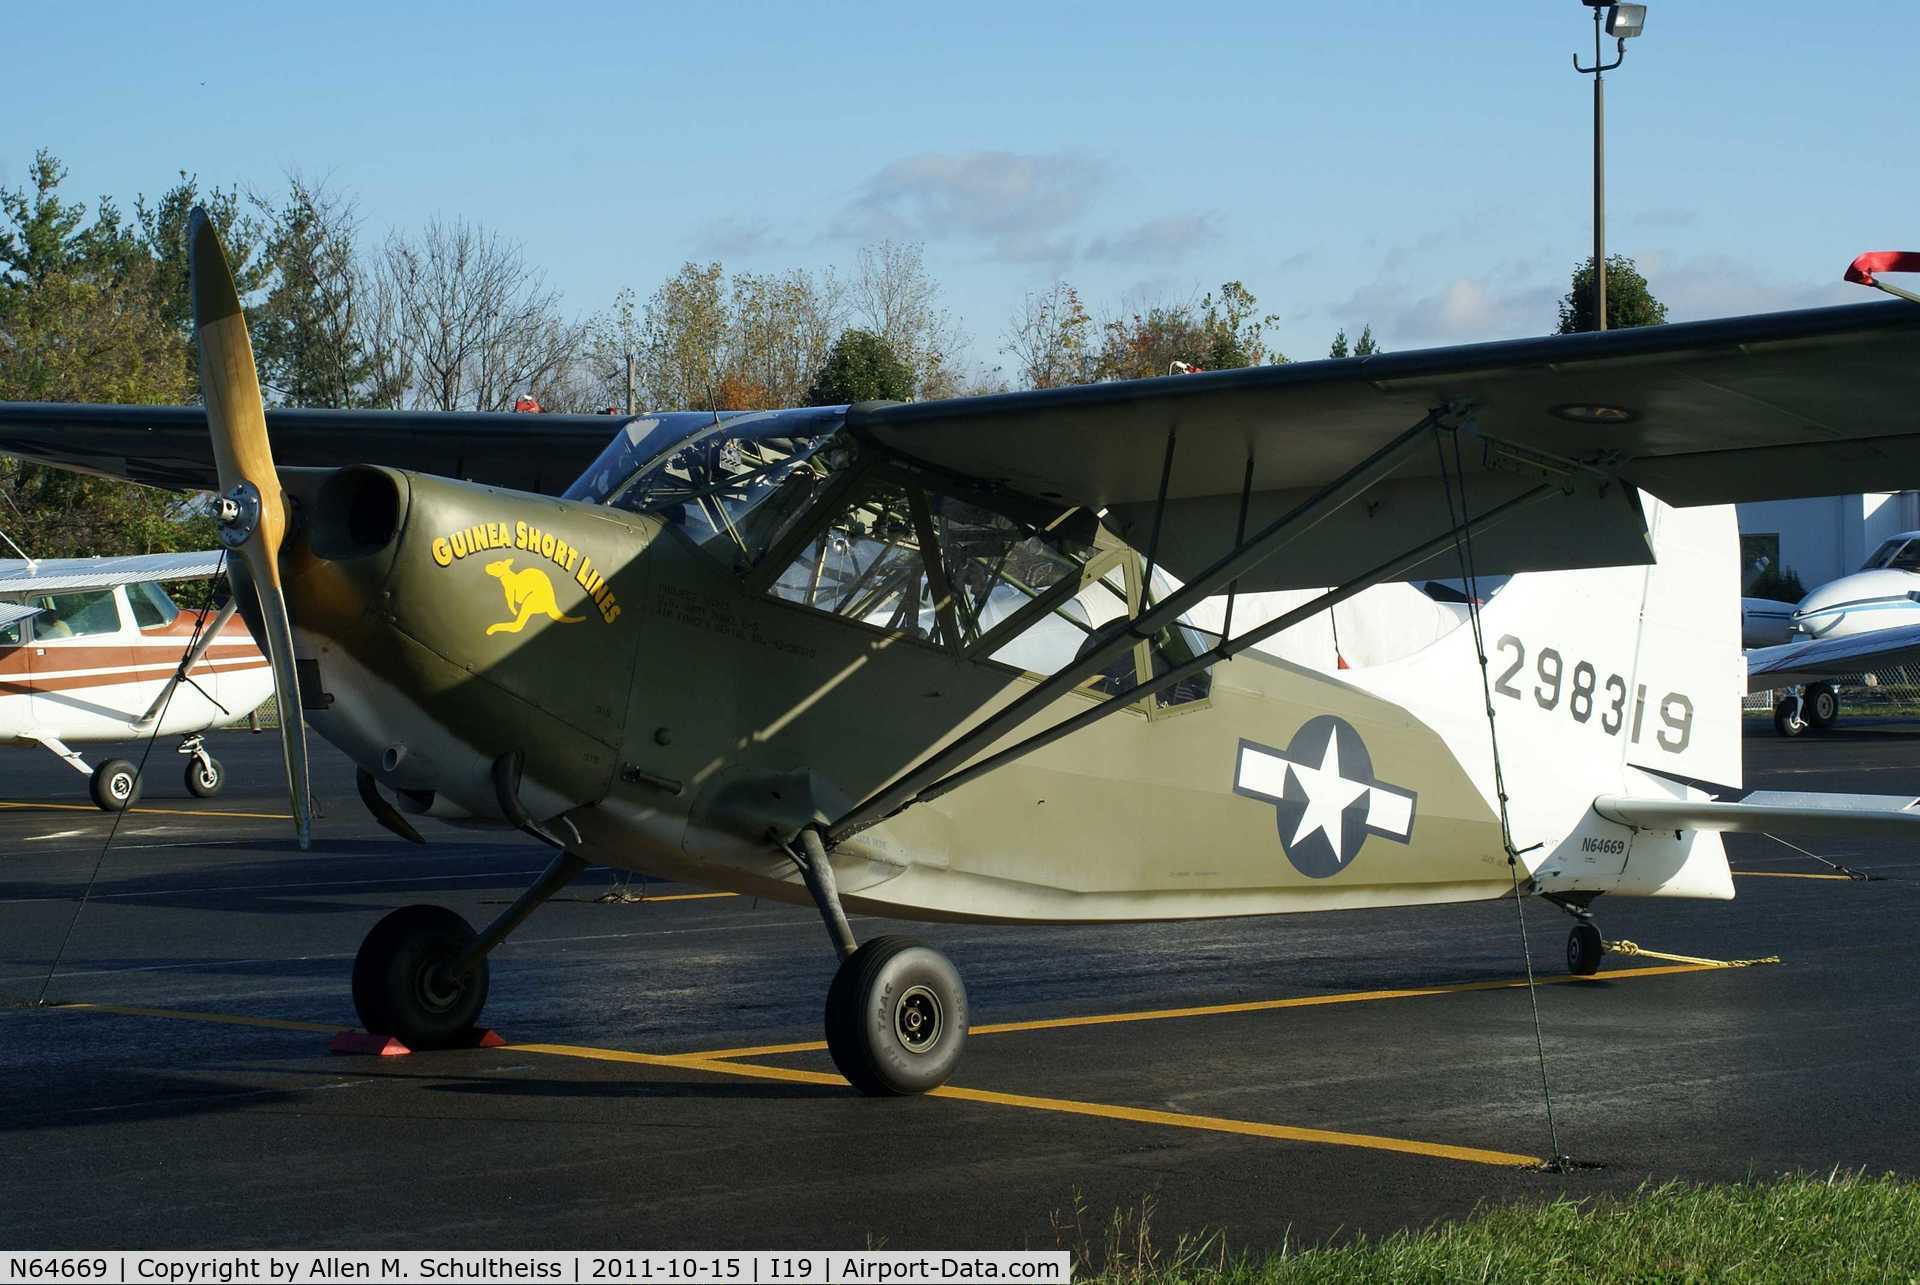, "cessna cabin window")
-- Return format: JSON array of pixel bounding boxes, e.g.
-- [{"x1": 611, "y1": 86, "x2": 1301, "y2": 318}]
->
[
  {"x1": 26, "y1": 590, "x2": 121, "y2": 639},
  {"x1": 127, "y1": 581, "x2": 179, "y2": 629},
  {"x1": 0, "y1": 612, "x2": 22, "y2": 646}
]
